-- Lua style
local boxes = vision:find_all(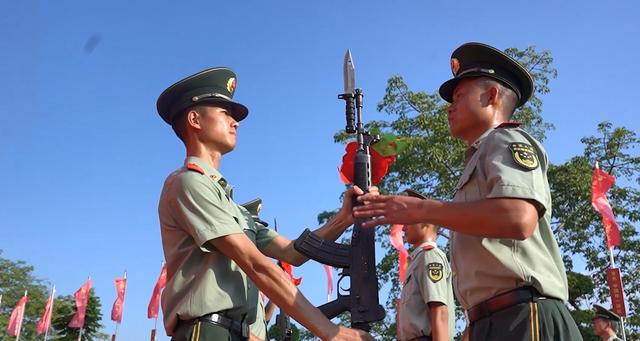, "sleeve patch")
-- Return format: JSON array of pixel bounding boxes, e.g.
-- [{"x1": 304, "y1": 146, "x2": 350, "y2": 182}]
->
[
  {"x1": 427, "y1": 262, "x2": 443, "y2": 283},
  {"x1": 186, "y1": 162, "x2": 205, "y2": 174},
  {"x1": 509, "y1": 143, "x2": 539, "y2": 170}
]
